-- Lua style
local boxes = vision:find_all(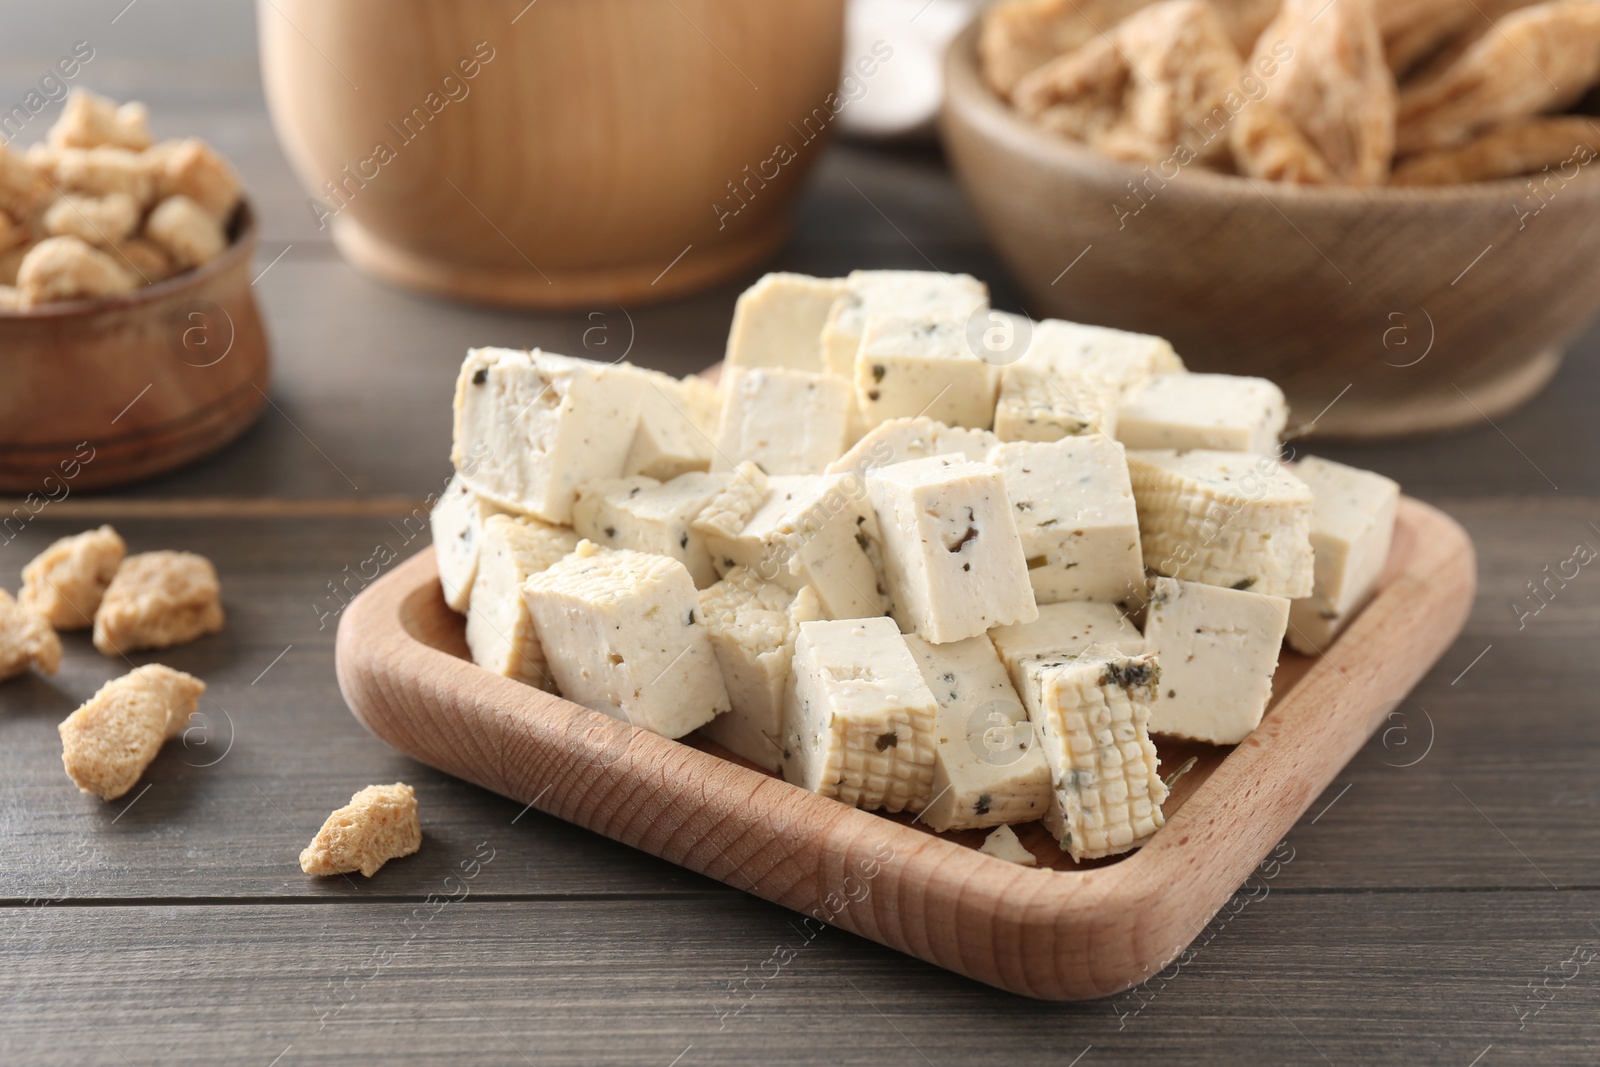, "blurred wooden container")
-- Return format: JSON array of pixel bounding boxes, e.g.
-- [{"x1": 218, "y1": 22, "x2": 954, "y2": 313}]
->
[
  {"x1": 259, "y1": 0, "x2": 846, "y2": 309},
  {"x1": 0, "y1": 204, "x2": 270, "y2": 493}
]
